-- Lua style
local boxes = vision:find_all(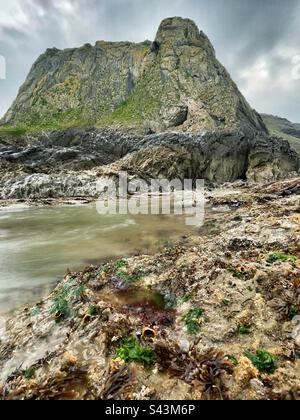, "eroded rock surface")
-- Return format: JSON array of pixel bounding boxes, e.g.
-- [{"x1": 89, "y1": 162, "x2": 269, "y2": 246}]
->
[
  {"x1": 0, "y1": 179, "x2": 299, "y2": 400},
  {"x1": 0, "y1": 128, "x2": 298, "y2": 199}
]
